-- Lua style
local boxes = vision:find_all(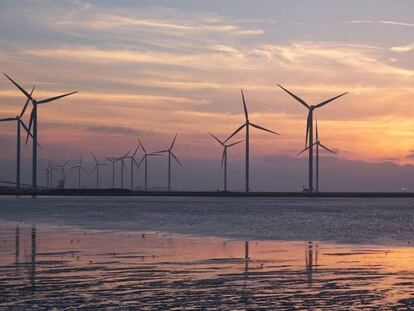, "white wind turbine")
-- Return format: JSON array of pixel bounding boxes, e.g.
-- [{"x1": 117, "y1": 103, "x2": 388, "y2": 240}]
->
[
  {"x1": 153, "y1": 134, "x2": 182, "y2": 192},
  {"x1": 137, "y1": 139, "x2": 161, "y2": 191},
  {"x1": 122, "y1": 145, "x2": 140, "y2": 190},
  {"x1": 0, "y1": 87, "x2": 36, "y2": 190},
  {"x1": 226, "y1": 90, "x2": 279, "y2": 192},
  {"x1": 3, "y1": 73, "x2": 77, "y2": 192},
  {"x1": 91, "y1": 153, "x2": 107, "y2": 189},
  {"x1": 70, "y1": 155, "x2": 88, "y2": 189},
  {"x1": 277, "y1": 84, "x2": 346, "y2": 192},
  {"x1": 297, "y1": 120, "x2": 336, "y2": 192},
  {"x1": 210, "y1": 133, "x2": 243, "y2": 192}
]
